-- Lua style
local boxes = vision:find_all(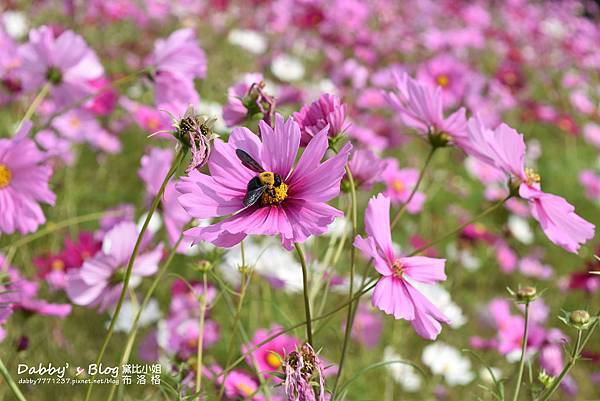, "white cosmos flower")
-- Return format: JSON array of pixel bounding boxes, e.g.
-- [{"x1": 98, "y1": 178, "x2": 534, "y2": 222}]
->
[
  {"x1": 383, "y1": 347, "x2": 422, "y2": 392},
  {"x1": 222, "y1": 238, "x2": 303, "y2": 292},
  {"x1": 2, "y1": 11, "x2": 28, "y2": 39},
  {"x1": 110, "y1": 298, "x2": 161, "y2": 332},
  {"x1": 410, "y1": 282, "x2": 467, "y2": 328},
  {"x1": 508, "y1": 215, "x2": 534, "y2": 244},
  {"x1": 422, "y1": 342, "x2": 474, "y2": 385},
  {"x1": 271, "y1": 54, "x2": 305, "y2": 82},
  {"x1": 479, "y1": 367, "x2": 502, "y2": 384},
  {"x1": 227, "y1": 29, "x2": 267, "y2": 54},
  {"x1": 197, "y1": 101, "x2": 227, "y2": 132}
]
